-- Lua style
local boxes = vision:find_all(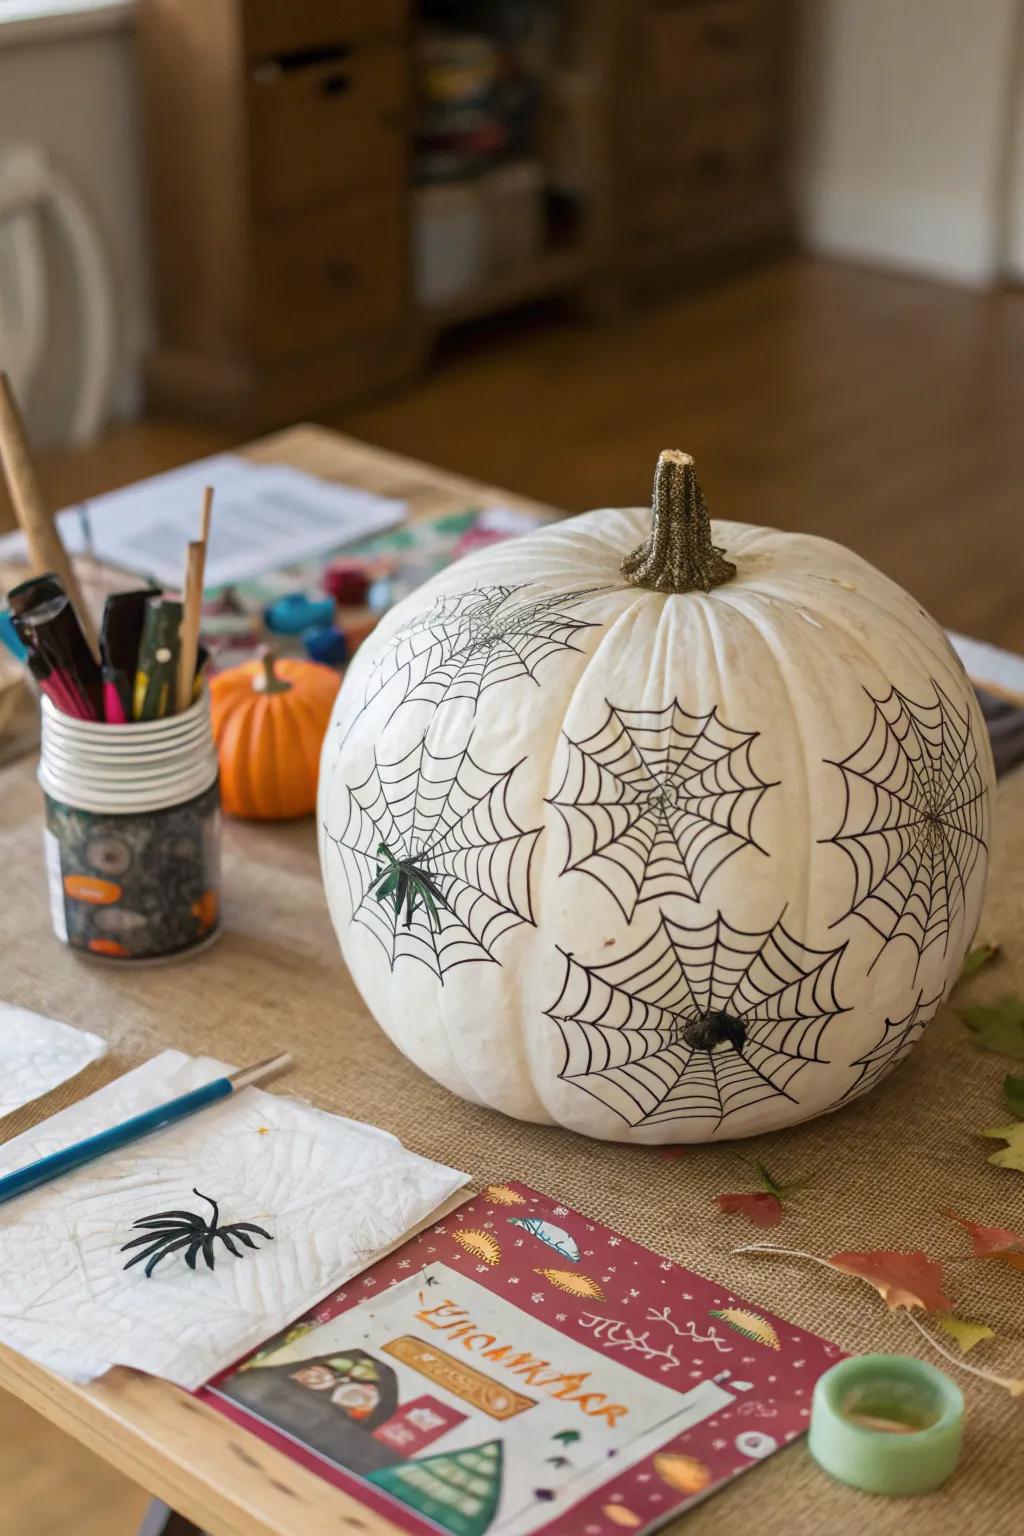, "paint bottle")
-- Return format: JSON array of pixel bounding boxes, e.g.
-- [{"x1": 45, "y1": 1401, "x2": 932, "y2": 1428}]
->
[{"x1": 37, "y1": 688, "x2": 222, "y2": 963}]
